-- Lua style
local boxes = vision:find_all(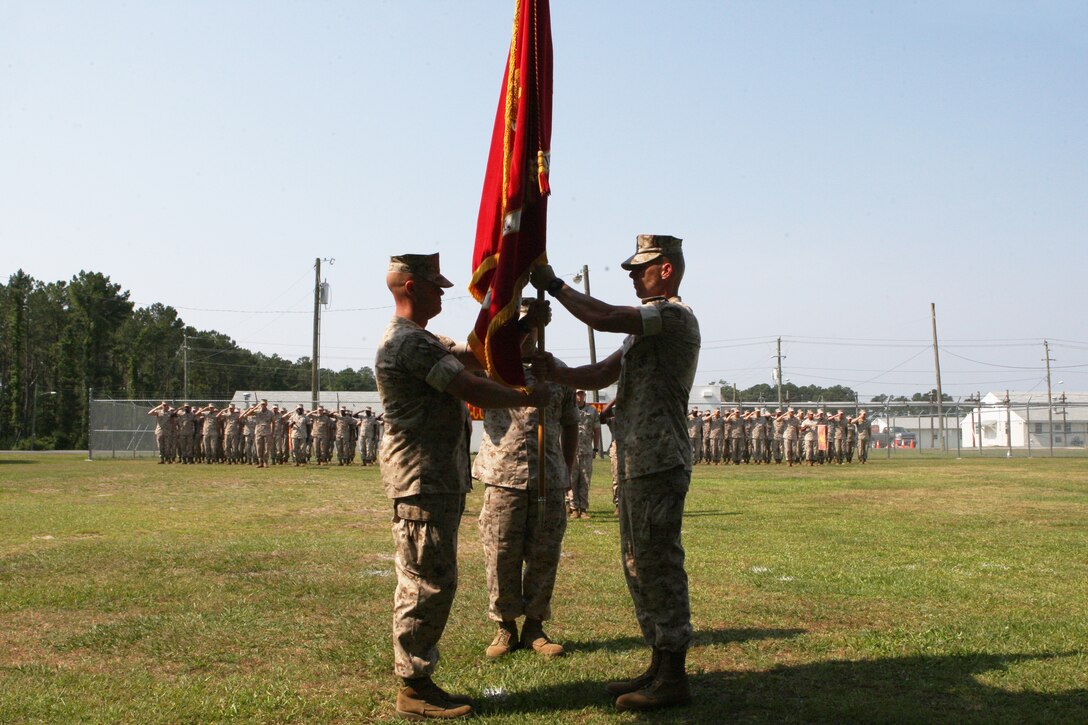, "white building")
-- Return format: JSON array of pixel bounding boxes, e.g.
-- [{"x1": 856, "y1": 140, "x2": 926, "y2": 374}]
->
[{"x1": 960, "y1": 391, "x2": 1088, "y2": 449}]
